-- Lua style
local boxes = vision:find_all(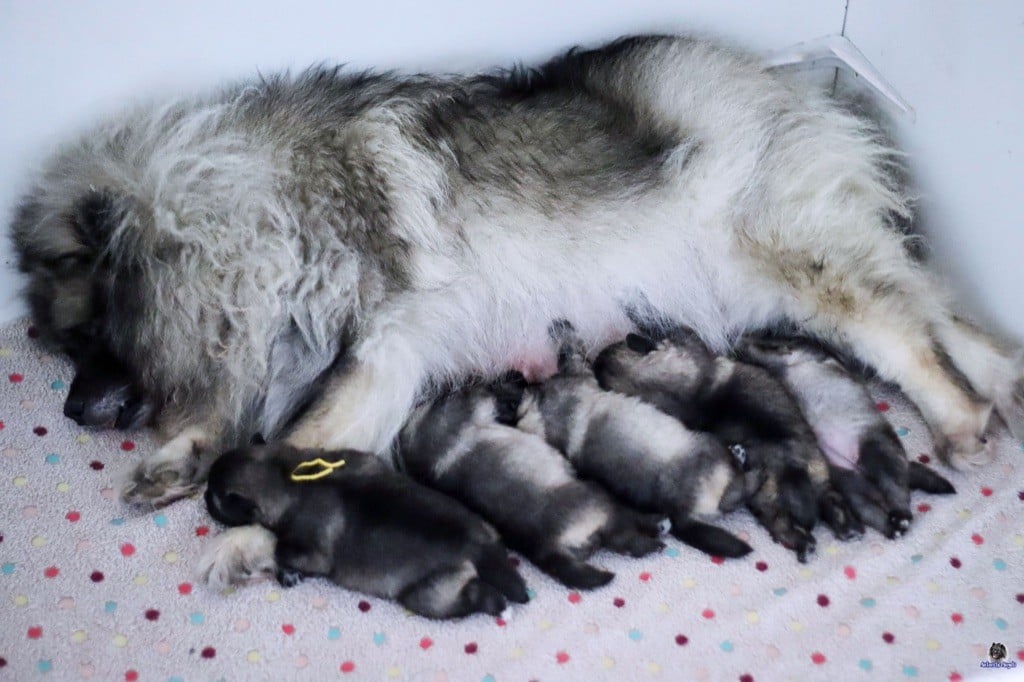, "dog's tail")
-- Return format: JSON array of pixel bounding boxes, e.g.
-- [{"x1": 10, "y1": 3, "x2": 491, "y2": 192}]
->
[
  {"x1": 476, "y1": 546, "x2": 529, "y2": 603},
  {"x1": 907, "y1": 461, "x2": 956, "y2": 494},
  {"x1": 670, "y1": 516, "x2": 752, "y2": 558},
  {"x1": 535, "y1": 553, "x2": 614, "y2": 590}
]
